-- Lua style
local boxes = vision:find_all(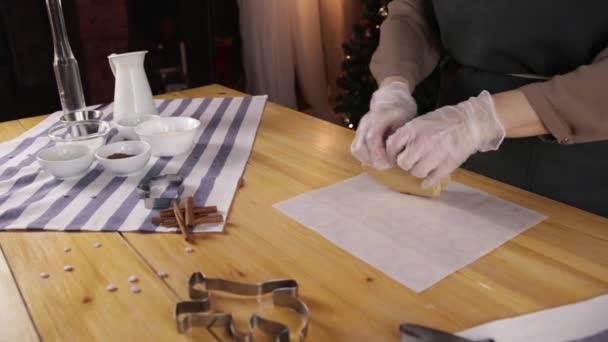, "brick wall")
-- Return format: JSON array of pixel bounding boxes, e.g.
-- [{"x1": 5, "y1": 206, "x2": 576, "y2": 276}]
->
[{"x1": 74, "y1": 0, "x2": 129, "y2": 104}]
